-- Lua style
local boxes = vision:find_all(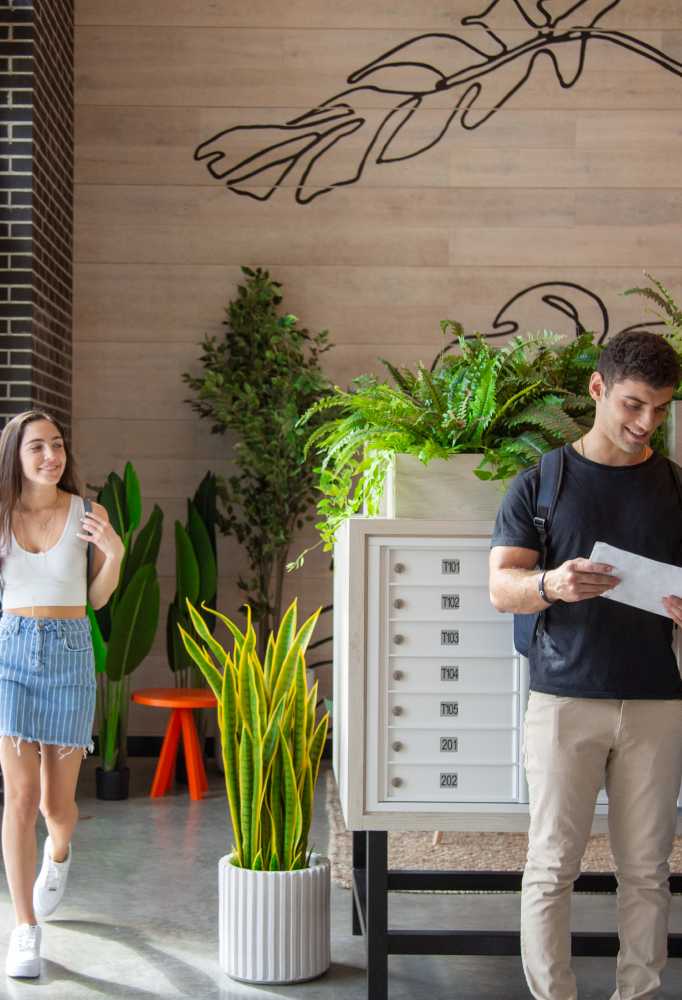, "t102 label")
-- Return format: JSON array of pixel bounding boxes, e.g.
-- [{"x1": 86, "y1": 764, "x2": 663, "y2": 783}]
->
[
  {"x1": 441, "y1": 629, "x2": 459, "y2": 645},
  {"x1": 441, "y1": 559, "x2": 460, "y2": 574},
  {"x1": 440, "y1": 665, "x2": 460, "y2": 682},
  {"x1": 440, "y1": 737, "x2": 458, "y2": 753},
  {"x1": 440, "y1": 773, "x2": 458, "y2": 788},
  {"x1": 441, "y1": 593, "x2": 460, "y2": 610},
  {"x1": 440, "y1": 701, "x2": 459, "y2": 717}
]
